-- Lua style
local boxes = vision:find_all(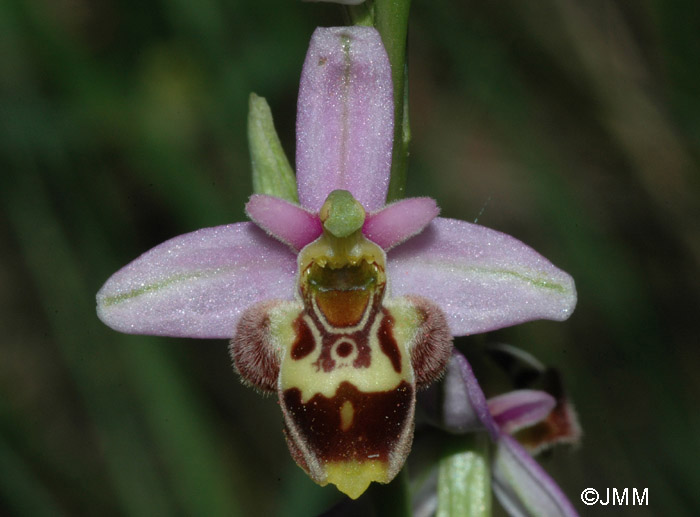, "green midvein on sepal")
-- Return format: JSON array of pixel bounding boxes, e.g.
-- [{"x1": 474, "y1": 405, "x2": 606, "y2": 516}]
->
[
  {"x1": 248, "y1": 93, "x2": 298, "y2": 202},
  {"x1": 437, "y1": 434, "x2": 492, "y2": 517},
  {"x1": 409, "y1": 259, "x2": 570, "y2": 295},
  {"x1": 100, "y1": 270, "x2": 220, "y2": 306}
]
